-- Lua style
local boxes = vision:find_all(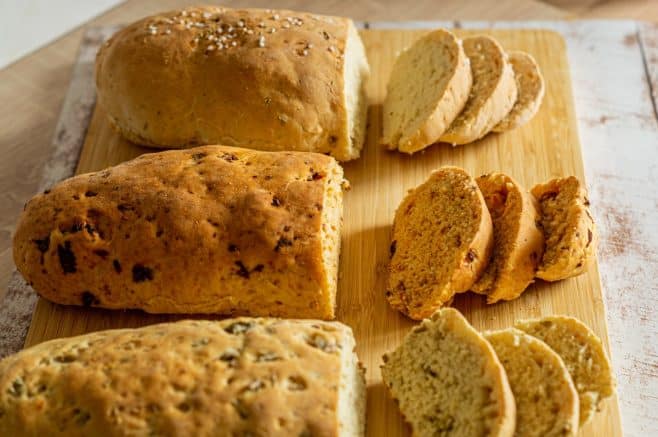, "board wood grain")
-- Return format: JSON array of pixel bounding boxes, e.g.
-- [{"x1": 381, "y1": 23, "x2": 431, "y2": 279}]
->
[{"x1": 23, "y1": 28, "x2": 622, "y2": 436}]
